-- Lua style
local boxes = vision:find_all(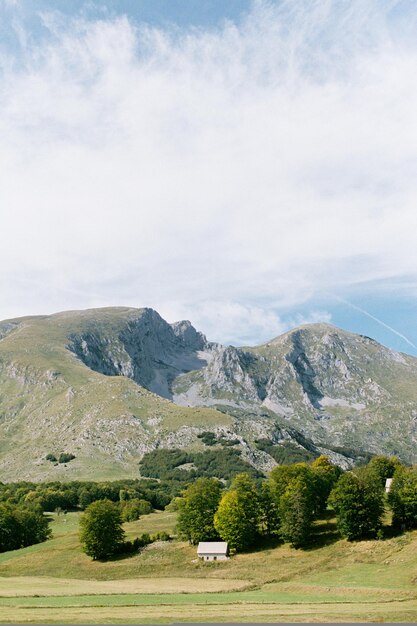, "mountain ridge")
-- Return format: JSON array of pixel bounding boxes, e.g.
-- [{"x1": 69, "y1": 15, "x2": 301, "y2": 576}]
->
[{"x1": 0, "y1": 306, "x2": 416, "y2": 482}]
